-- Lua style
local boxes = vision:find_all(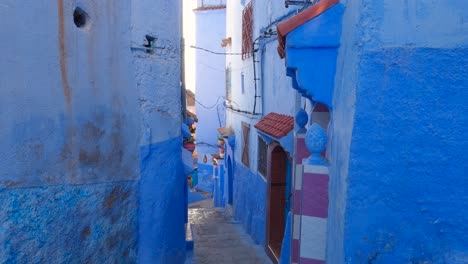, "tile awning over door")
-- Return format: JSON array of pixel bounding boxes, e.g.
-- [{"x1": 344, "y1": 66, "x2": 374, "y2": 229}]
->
[{"x1": 254, "y1": 113, "x2": 294, "y2": 138}]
